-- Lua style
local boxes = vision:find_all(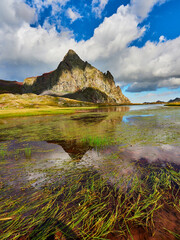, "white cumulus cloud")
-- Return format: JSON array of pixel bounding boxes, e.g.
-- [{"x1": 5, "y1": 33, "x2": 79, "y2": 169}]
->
[
  {"x1": 0, "y1": 0, "x2": 36, "y2": 28},
  {"x1": 79, "y1": 5, "x2": 146, "y2": 61},
  {"x1": 66, "y1": 8, "x2": 82, "y2": 23},
  {"x1": 116, "y1": 37, "x2": 180, "y2": 92},
  {"x1": 130, "y1": 0, "x2": 167, "y2": 20}
]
